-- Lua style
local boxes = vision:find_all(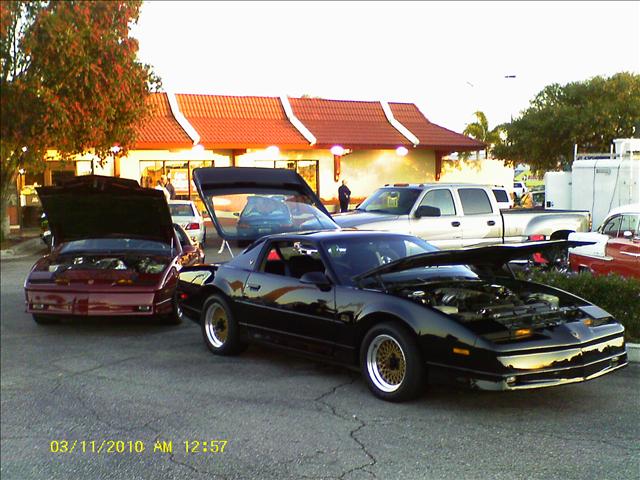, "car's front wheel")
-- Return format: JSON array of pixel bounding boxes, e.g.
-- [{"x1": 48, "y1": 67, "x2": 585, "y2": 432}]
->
[
  {"x1": 360, "y1": 322, "x2": 425, "y2": 402},
  {"x1": 200, "y1": 294, "x2": 246, "y2": 355}
]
